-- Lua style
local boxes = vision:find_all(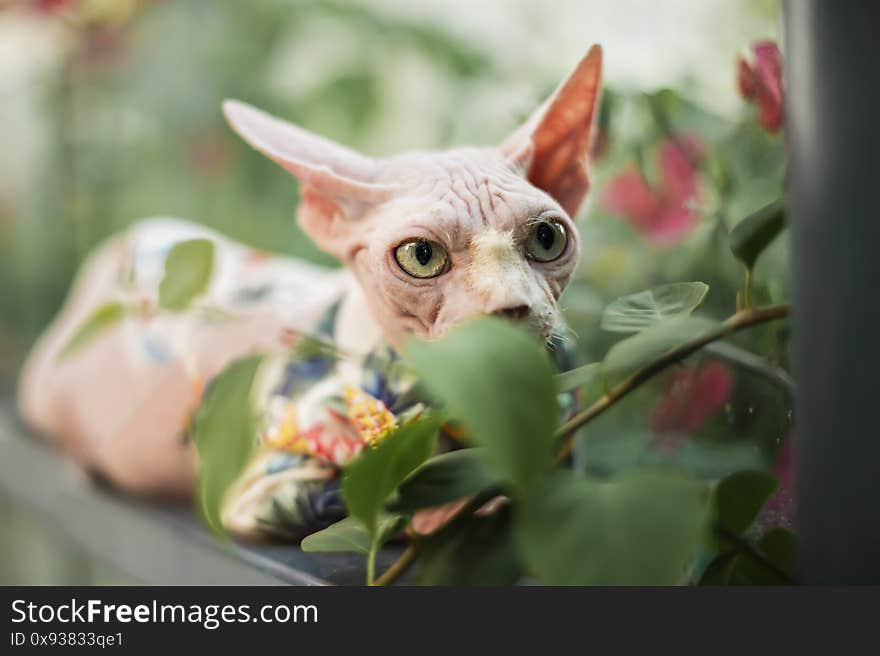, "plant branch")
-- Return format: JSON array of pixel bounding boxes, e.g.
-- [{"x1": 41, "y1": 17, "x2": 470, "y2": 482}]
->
[
  {"x1": 373, "y1": 541, "x2": 422, "y2": 586},
  {"x1": 556, "y1": 304, "x2": 790, "y2": 458},
  {"x1": 703, "y1": 341, "x2": 794, "y2": 400},
  {"x1": 366, "y1": 548, "x2": 377, "y2": 586},
  {"x1": 713, "y1": 525, "x2": 796, "y2": 585},
  {"x1": 374, "y1": 486, "x2": 504, "y2": 586}
]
